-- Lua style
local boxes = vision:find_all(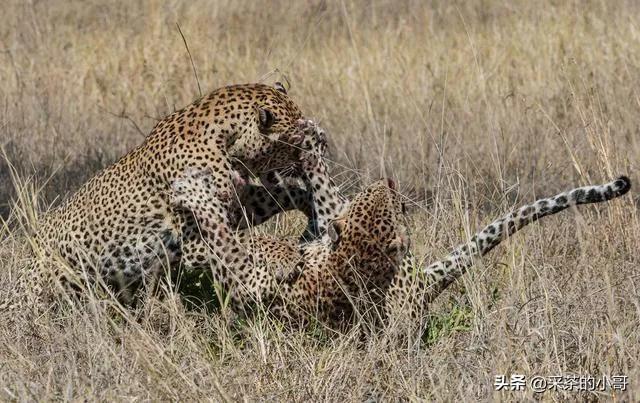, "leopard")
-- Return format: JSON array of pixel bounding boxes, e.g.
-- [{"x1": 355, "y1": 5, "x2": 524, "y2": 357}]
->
[
  {"x1": 2, "y1": 82, "x2": 332, "y2": 313},
  {"x1": 273, "y1": 136, "x2": 634, "y2": 334},
  {"x1": 171, "y1": 142, "x2": 631, "y2": 332}
]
